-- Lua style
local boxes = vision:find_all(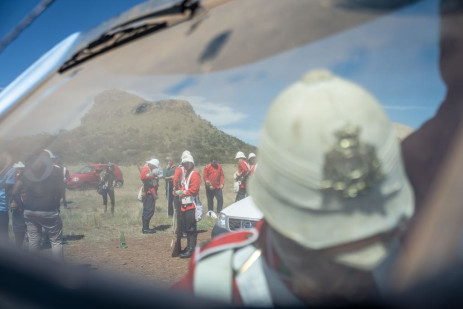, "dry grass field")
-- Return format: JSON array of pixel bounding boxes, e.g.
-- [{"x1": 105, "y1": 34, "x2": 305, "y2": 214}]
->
[
  {"x1": 62, "y1": 163, "x2": 237, "y2": 242},
  {"x1": 61, "y1": 163, "x2": 239, "y2": 285}
]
